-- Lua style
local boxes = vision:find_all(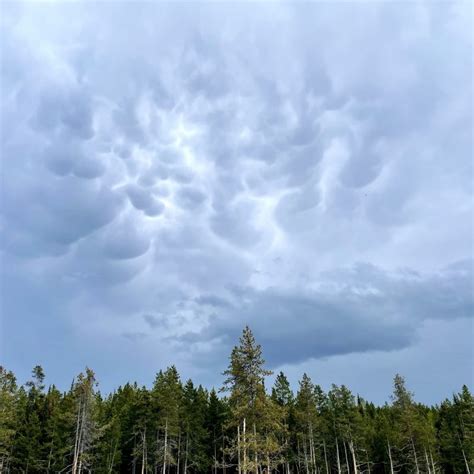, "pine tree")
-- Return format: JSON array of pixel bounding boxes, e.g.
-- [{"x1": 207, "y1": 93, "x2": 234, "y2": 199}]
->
[
  {"x1": 390, "y1": 374, "x2": 427, "y2": 474},
  {"x1": 271, "y1": 372, "x2": 294, "y2": 474},
  {"x1": 206, "y1": 389, "x2": 230, "y2": 474},
  {"x1": 294, "y1": 374, "x2": 319, "y2": 474},
  {"x1": 438, "y1": 385, "x2": 474, "y2": 473},
  {"x1": 0, "y1": 330, "x2": 470, "y2": 474},
  {"x1": 71, "y1": 368, "x2": 98, "y2": 474},
  {"x1": 0, "y1": 367, "x2": 18, "y2": 473},
  {"x1": 221, "y1": 326, "x2": 278, "y2": 474},
  {"x1": 152, "y1": 366, "x2": 183, "y2": 474},
  {"x1": 43, "y1": 384, "x2": 76, "y2": 473},
  {"x1": 181, "y1": 381, "x2": 210, "y2": 473},
  {"x1": 10, "y1": 365, "x2": 47, "y2": 472}
]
